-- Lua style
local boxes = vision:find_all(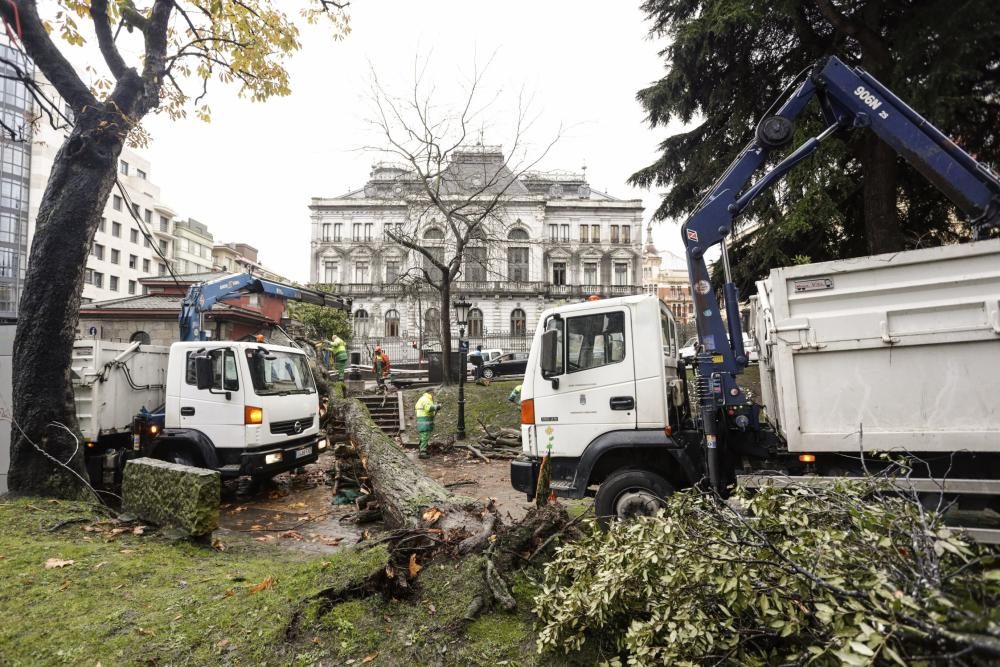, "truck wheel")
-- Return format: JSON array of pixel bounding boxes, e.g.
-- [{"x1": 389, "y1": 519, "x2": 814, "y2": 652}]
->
[
  {"x1": 595, "y1": 469, "x2": 674, "y2": 526},
  {"x1": 482, "y1": 368, "x2": 495, "y2": 379}
]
